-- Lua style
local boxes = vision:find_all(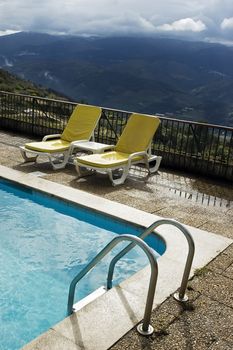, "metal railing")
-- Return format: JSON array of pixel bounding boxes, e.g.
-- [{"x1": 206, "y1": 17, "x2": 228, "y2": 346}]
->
[
  {"x1": 0, "y1": 91, "x2": 232, "y2": 180},
  {"x1": 67, "y1": 234, "x2": 158, "y2": 336}
]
